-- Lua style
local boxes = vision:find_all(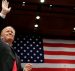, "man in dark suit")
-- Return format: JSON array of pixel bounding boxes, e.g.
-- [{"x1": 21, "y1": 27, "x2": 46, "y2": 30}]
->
[{"x1": 0, "y1": 0, "x2": 32, "y2": 71}]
